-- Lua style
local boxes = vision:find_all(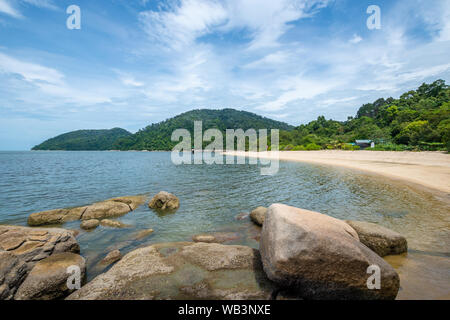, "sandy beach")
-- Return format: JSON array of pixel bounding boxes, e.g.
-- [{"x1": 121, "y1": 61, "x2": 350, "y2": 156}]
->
[{"x1": 225, "y1": 150, "x2": 450, "y2": 194}]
